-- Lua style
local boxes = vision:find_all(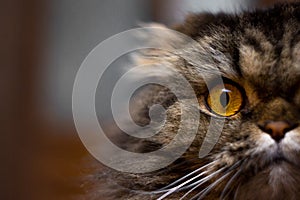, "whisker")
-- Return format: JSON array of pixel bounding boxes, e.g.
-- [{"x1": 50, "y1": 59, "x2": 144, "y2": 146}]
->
[
  {"x1": 135, "y1": 159, "x2": 216, "y2": 196},
  {"x1": 183, "y1": 161, "x2": 241, "y2": 200},
  {"x1": 194, "y1": 161, "x2": 242, "y2": 200},
  {"x1": 157, "y1": 170, "x2": 209, "y2": 200},
  {"x1": 233, "y1": 182, "x2": 241, "y2": 200},
  {"x1": 159, "y1": 160, "x2": 218, "y2": 190},
  {"x1": 179, "y1": 166, "x2": 227, "y2": 200},
  {"x1": 220, "y1": 168, "x2": 242, "y2": 199},
  {"x1": 220, "y1": 159, "x2": 247, "y2": 199},
  {"x1": 195, "y1": 171, "x2": 232, "y2": 200},
  {"x1": 137, "y1": 166, "x2": 212, "y2": 195},
  {"x1": 158, "y1": 165, "x2": 225, "y2": 200}
]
